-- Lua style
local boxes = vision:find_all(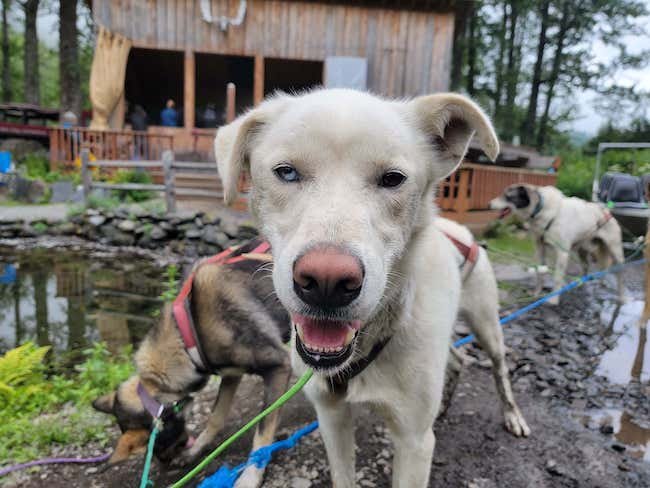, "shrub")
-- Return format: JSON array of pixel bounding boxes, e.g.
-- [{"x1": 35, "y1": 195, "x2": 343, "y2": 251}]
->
[{"x1": 109, "y1": 169, "x2": 154, "y2": 202}]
